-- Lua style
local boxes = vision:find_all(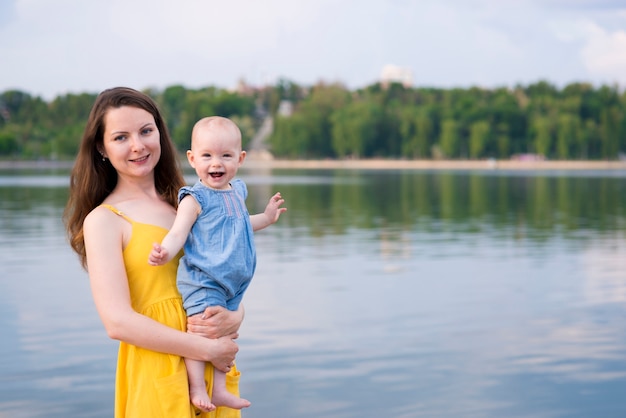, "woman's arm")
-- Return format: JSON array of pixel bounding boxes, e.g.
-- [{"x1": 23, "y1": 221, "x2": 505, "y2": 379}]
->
[
  {"x1": 84, "y1": 208, "x2": 238, "y2": 372},
  {"x1": 187, "y1": 305, "x2": 245, "y2": 338}
]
